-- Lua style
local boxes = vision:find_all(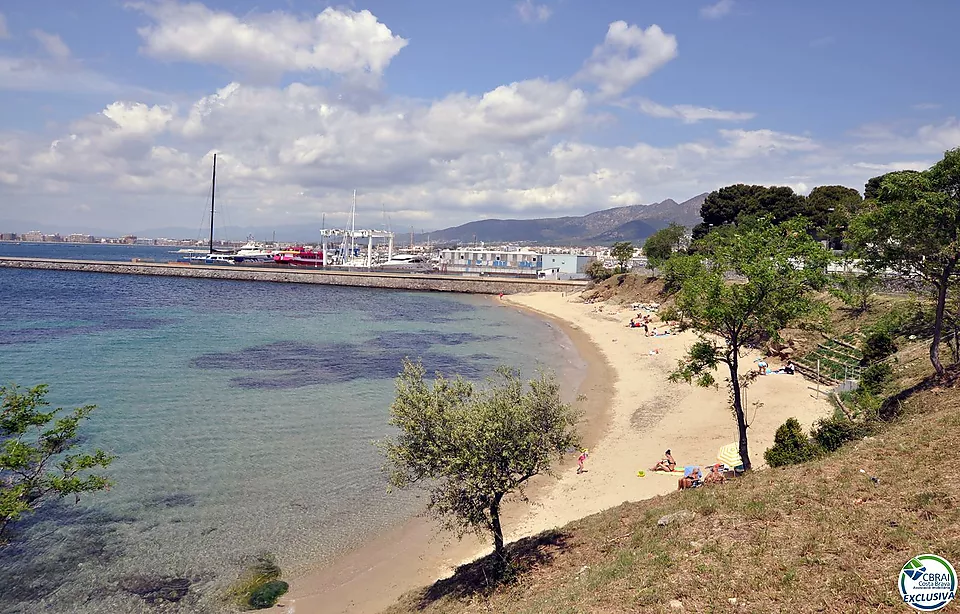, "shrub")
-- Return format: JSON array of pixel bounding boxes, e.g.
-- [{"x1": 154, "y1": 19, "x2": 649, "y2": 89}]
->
[
  {"x1": 861, "y1": 330, "x2": 897, "y2": 365},
  {"x1": 764, "y1": 418, "x2": 820, "y2": 467},
  {"x1": 585, "y1": 260, "x2": 613, "y2": 281},
  {"x1": 248, "y1": 581, "x2": 289, "y2": 609},
  {"x1": 811, "y1": 415, "x2": 874, "y2": 453},
  {"x1": 860, "y1": 362, "x2": 893, "y2": 395}
]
